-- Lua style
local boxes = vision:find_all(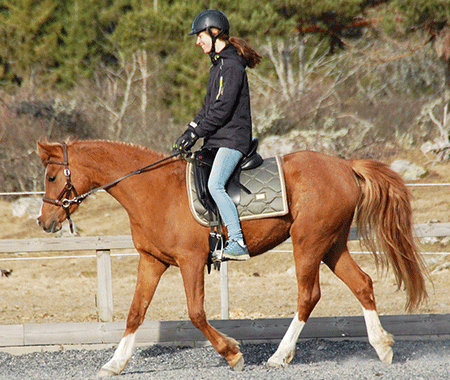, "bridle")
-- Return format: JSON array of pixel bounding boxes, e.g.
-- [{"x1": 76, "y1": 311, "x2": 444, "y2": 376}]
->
[
  {"x1": 42, "y1": 143, "x2": 80, "y2": 233},
  {"x1": 42, "y1": 142, "x2": 181, "y2": 233}
]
